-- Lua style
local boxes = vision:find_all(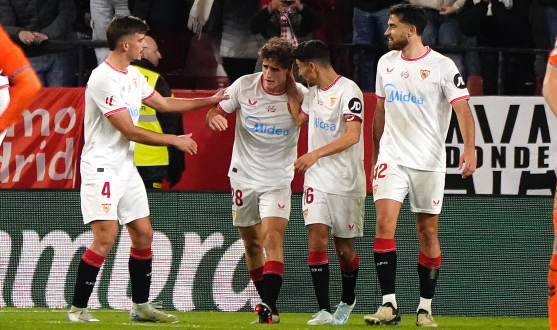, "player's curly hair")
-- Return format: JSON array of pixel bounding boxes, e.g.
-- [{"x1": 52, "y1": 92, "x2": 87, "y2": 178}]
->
[{"x1": 258, "y1": 37, "x2": 294, "y2": 69}]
